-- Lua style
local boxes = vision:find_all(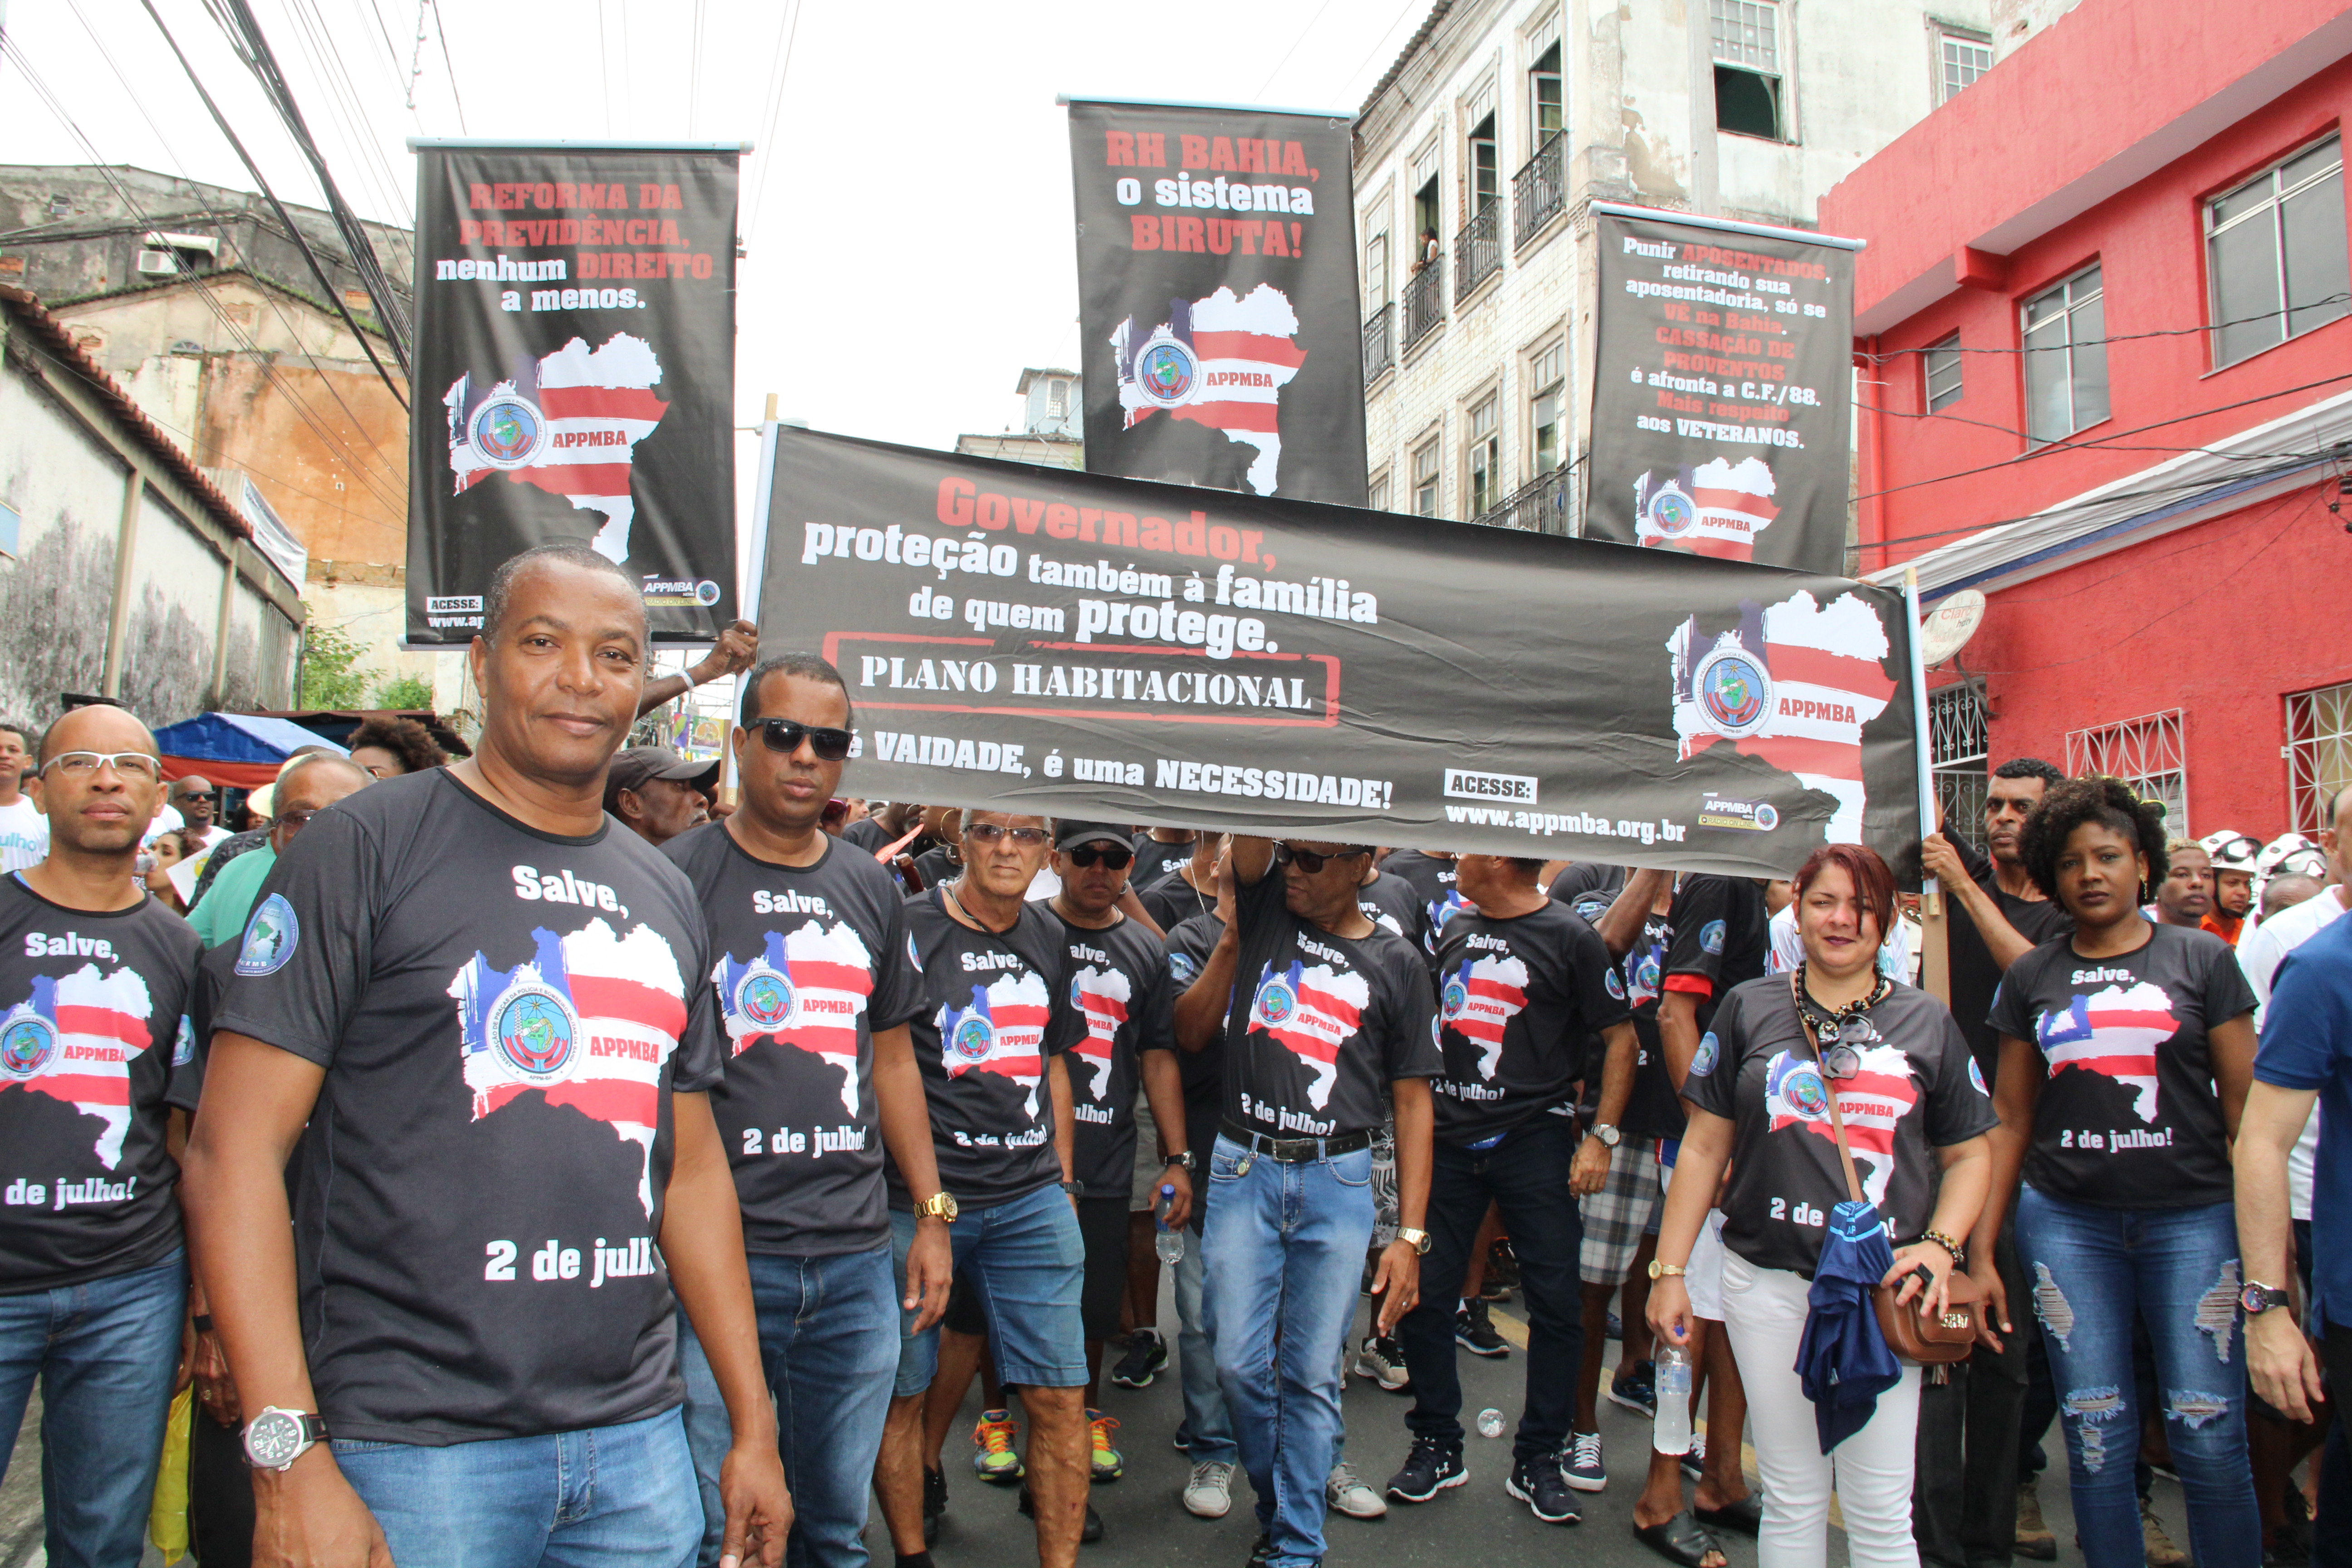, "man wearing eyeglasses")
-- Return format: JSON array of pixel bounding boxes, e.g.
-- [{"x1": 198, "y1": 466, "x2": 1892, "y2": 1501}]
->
[
  {"x1": 170, "y1": 776, "x2": 222, "y2": 852},
  {"x1": 874, "y1": 808, "x2": 1092, "y2": 1568},
  {"x1": 662, "y1": 653, "x2": 951, "y2": 1568},
  {"x1": 1171, "y1": 835, "x2": 1440, "y2": 1568},
  {"x1": 185, "y1": 754, "x2": 372, "y2": 949},
  {"x1": 0, "y1": 707, "x2": 203, "y2": 1568}
]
